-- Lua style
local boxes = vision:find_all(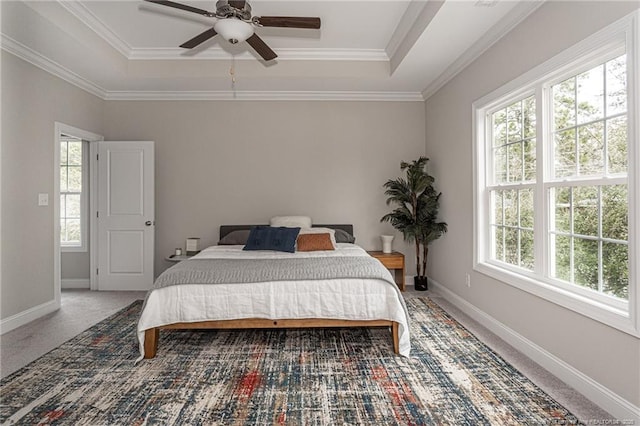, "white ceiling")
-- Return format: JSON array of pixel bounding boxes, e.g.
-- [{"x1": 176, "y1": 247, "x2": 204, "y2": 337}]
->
[{"x1": 0, "y1": 0, "x2": 543, "y2": 100}]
